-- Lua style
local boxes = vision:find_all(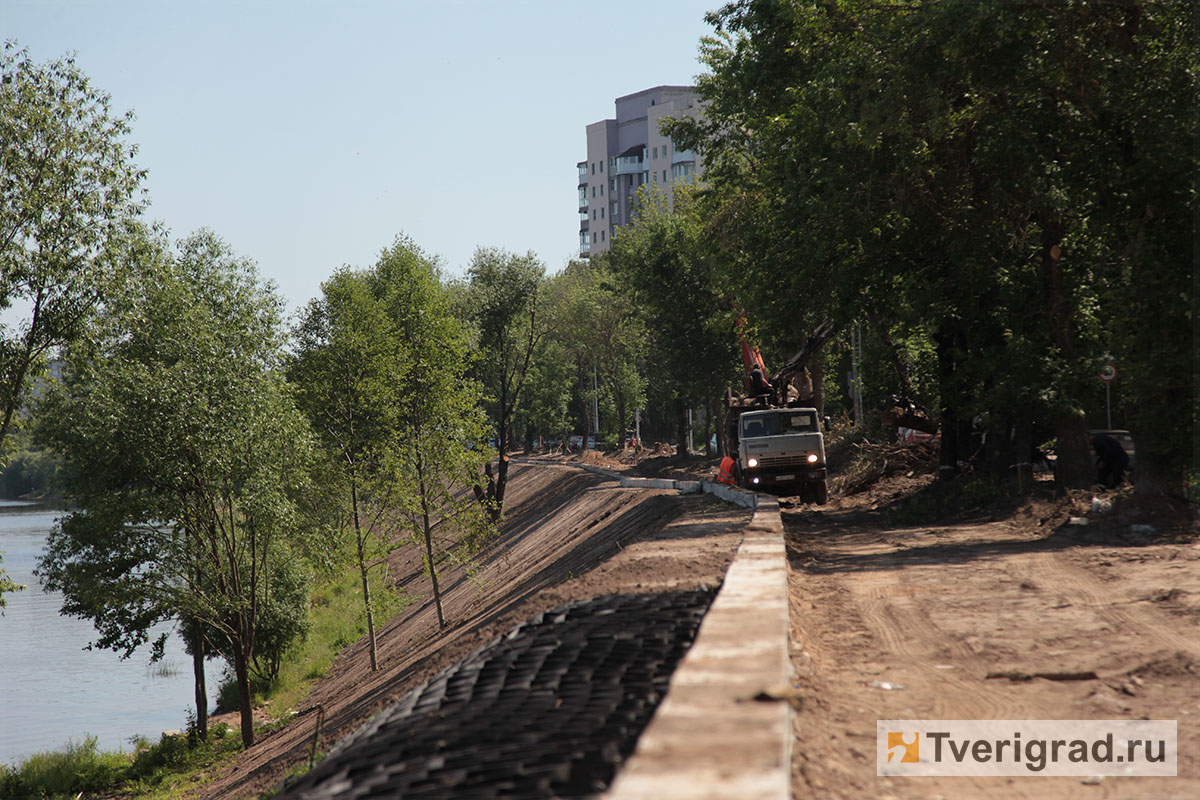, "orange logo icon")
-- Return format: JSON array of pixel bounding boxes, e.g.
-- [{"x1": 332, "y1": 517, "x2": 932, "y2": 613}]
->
[{"x1": 887, "y1": 731, "x2": 919, "y2": 763}]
